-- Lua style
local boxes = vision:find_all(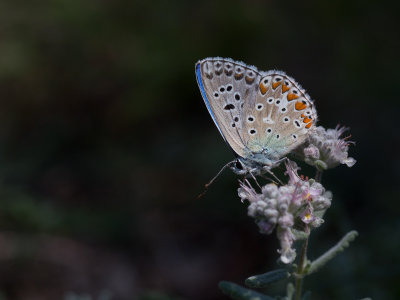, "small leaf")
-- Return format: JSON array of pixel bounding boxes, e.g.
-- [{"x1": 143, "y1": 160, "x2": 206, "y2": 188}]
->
[
  {"x1": 286, "y1": 283, "x2": 295, "y2": 300},
  {"x1": 292, "y1": 229, "x2": 309, "y2": 241},
  {"x1": 245, "y1": 269, "x2": 290, "y2": 288},
  {"x1": 218, "y1": 281, "x2": 275, "y2": 300},
  {"x1": 307, "y1": 230, "x2": 358, "y2": 275}
]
